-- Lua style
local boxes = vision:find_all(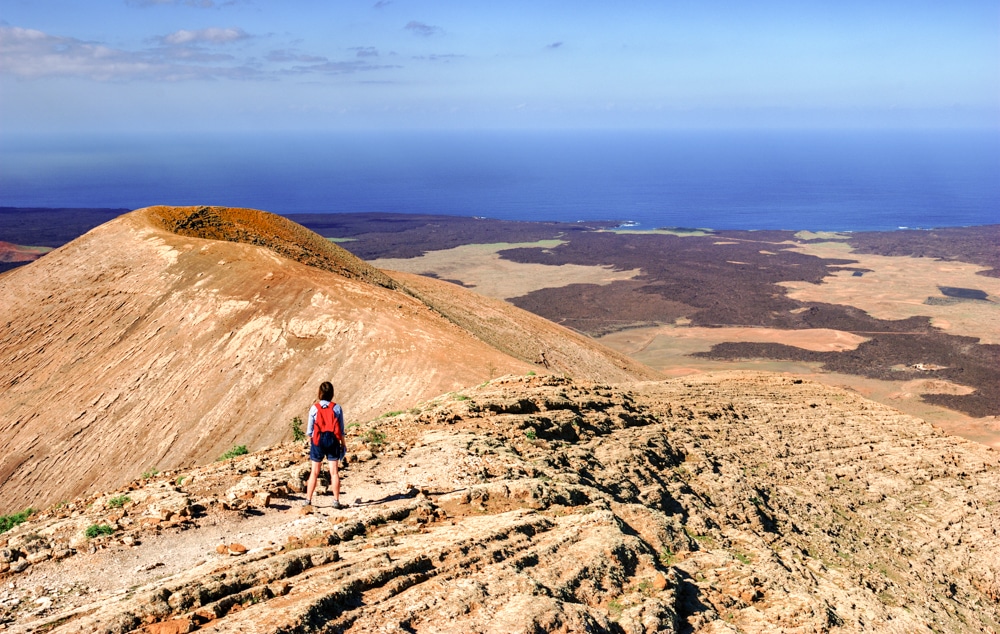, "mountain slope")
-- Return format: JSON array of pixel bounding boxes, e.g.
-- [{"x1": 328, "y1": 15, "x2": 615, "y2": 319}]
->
[
  {"x1": 0, "y1": 206, "x2": 653, "y2": 513},
  {"x1": 389, "y1": 270, "x2": 660, "y2": 384}
]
